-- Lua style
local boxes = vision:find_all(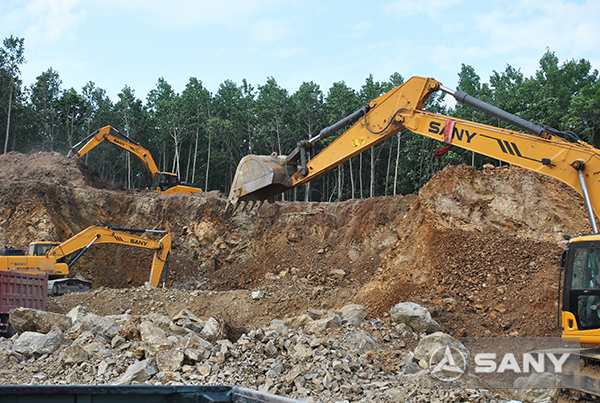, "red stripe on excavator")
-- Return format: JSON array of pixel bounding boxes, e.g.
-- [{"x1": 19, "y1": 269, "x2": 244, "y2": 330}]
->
[{"x1": 444, "y1": 120, "x2": 455, "y2": 144}]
